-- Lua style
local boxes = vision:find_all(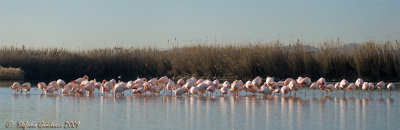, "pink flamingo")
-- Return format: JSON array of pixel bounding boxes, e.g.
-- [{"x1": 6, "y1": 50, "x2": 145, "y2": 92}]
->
[
  {"x1": 10, "y1": 82, "x2": 22, "y2": 94},
  {"x1": 259, "y1": 84, "x2": 271, "y2": 95},
  {"x1": 340, "y1": 79, "x2": 348, "y2": 96},
  {"x1": 206, "y1": 85, "x2": 216, "y2": 97},
  {"x1": 288, "y1": 80, "x2": 296, "y2": 96},
  {"x1": 375, "y1": 81, "x2": 385, "y2": 96},
  {"x1": 173, "y1": 87, "x2": 188, "y2": 97},
  {"x1": 196, "y1": 83, "x2": 208, "y2": 96},
  {"x1": 189, "y1": 87, "x2": 199, "y2": 96},
  {"x1": 387, "y1": 83, "x2": 394, "y2": 96},
  {"x1": 114, "y1": 82, "x2": 129, "y2": 97},
  {"x1": 346, "y1": 83, "x2": 356, "y2": 97},
  {"x1": 37, "y1": 82, "x2": 46, "y2": 94},
  {"x1": 62, "y1": 81, "x2": 75, "y2": 95},
  {"x1": 297, "y1": 77, "x2": 311, "y2": 96},
  {"x1": 355, "y1": 78, "x2": 364, "y2": 96},
  {"x1": 177, "y1": 78, "x2": 185, "y2": 86},
  {"x1": 325, "y1": 84, "x2": 335, "y2": 95},
  {"x1": 21, "y1": 82, "x2": 31, "y2": 94},
  {"x1": 265, "y1": 77, "x2": 274, "y2": 86},
  {"x1": 220, "y1": 86, "x2": 229, "y2": 95},
  {"x1": 281, "y1": 85, "x2": 289, "y2": 96},
  {"x1": 309, "y1": 82, "x2": 318, "y2": 96}
]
